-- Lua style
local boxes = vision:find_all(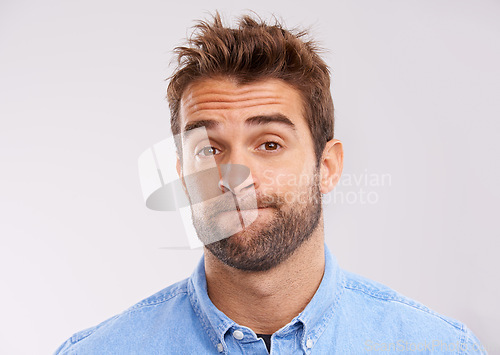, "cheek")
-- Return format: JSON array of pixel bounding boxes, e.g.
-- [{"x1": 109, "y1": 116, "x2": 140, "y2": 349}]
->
[
  {"x1": 259, "y1": 167, "x2": 311, "y2": 196},
  {"x1": 254, "y1": 142, "x2": 316, "y2": 194}
]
